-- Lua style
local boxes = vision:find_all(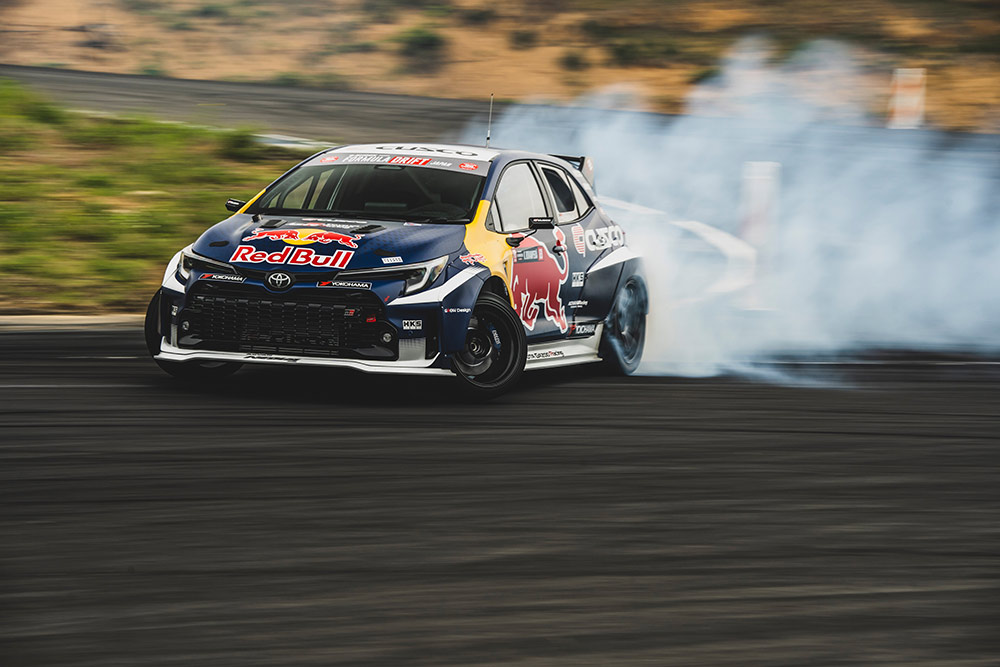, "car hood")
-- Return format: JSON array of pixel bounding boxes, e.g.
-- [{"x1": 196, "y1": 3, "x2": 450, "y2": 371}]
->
[{"x1": 191, "y1": 214, "x2": 468, "y2": 271}]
